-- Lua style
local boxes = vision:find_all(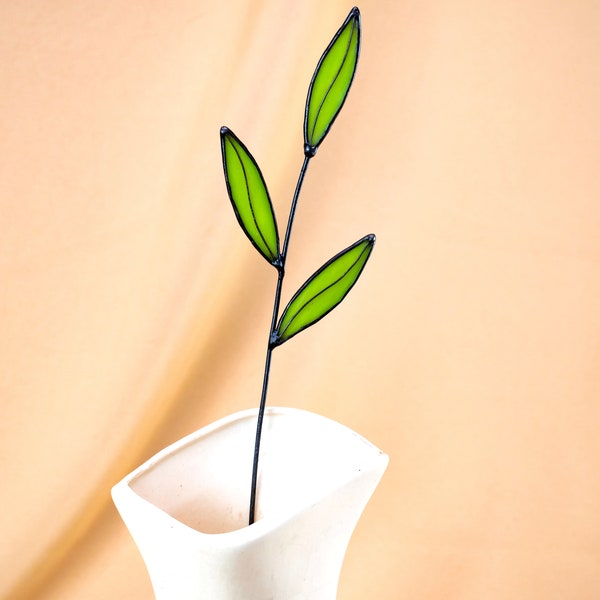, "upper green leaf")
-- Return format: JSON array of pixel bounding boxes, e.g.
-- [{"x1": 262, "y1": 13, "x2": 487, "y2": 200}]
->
[
  {"x1": 272, "y1": 234, "x2": 375, "y2": 346},
  {"x1": 304, "y1": 7, "x2": 361, "y2": 156},
  {"x1": 220, "y1": 127, "x2": 280, "y2": 266}
]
